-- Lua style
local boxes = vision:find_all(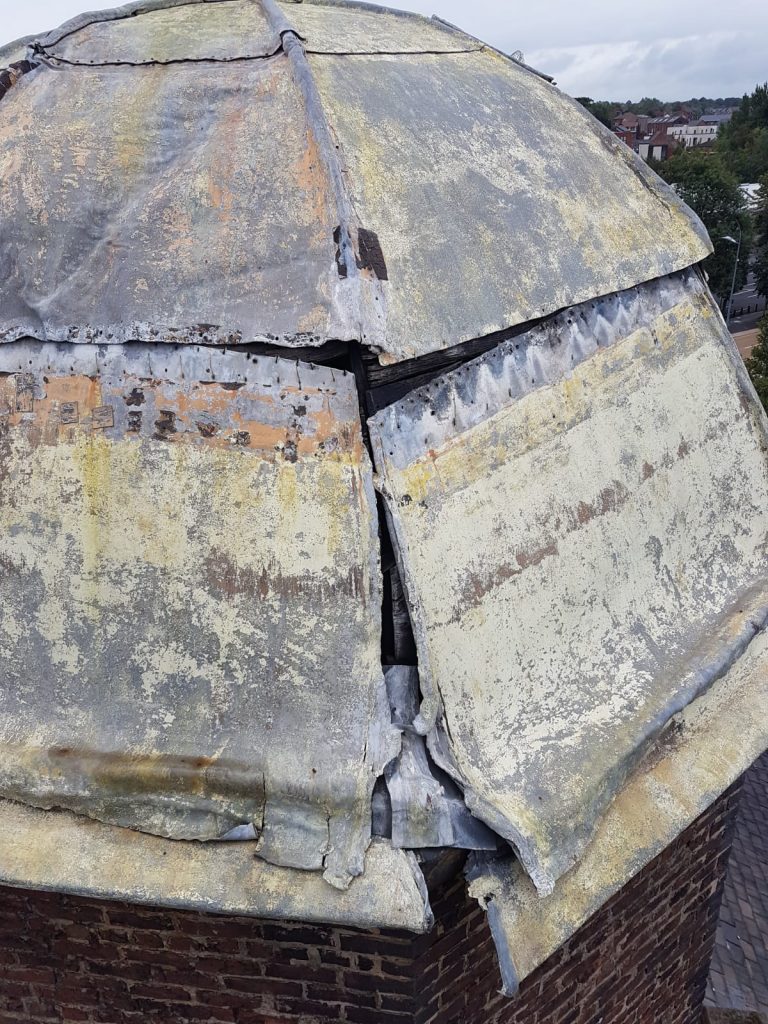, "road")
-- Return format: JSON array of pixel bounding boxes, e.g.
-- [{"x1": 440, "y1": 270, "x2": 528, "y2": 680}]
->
[
  {"x1": 734, "y1": 328, "x2": 759, "y2": 362},
  {"x1": 727, "y1": 272, "x2": 766, "y2": 333}
]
